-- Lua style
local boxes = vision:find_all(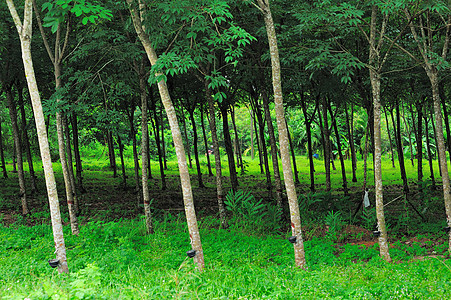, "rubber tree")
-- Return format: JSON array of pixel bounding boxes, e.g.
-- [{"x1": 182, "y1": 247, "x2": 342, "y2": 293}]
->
[
  {"x1": 253, "y1": 0, "x2": 306, "y2": 268},
  {"x1": 126, "y1": 0, "x2": 205, "y2": 270},
  {"x1": 33, "y1": 0, "x2": 79, "y2": 235},
  {"x1": 404, "y1": 4, "x2": 451, "y2": 252},
  {"x1": 6, "y1": 0, "x2": 69, "y2": 273}
]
